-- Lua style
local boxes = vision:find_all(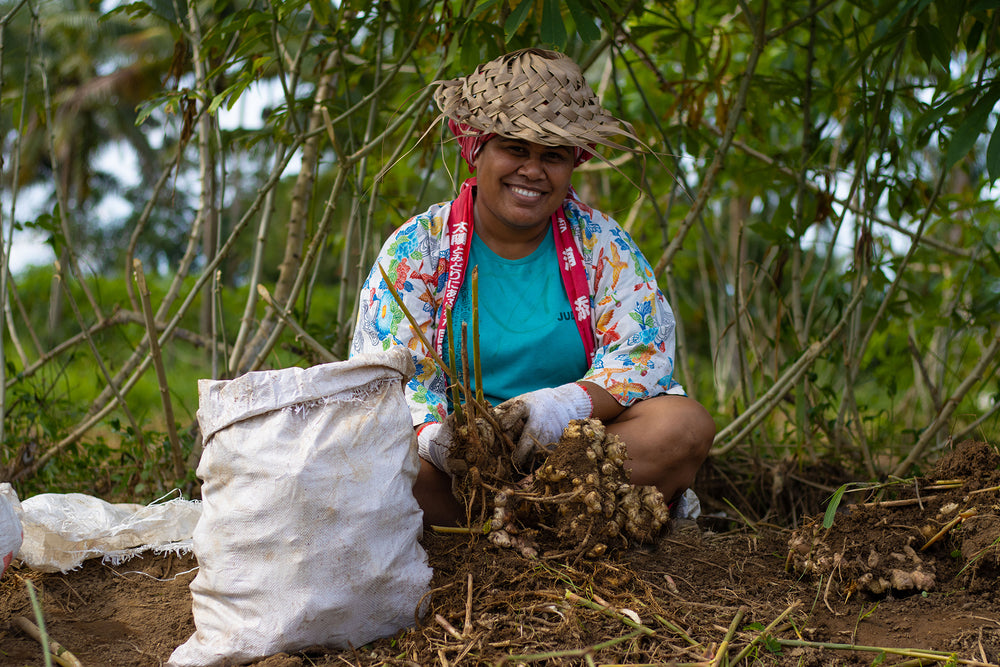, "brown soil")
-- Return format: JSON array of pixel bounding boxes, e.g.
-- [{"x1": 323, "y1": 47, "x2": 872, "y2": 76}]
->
[{"x1": 1, "y1": 440, "x2": 999, "y2": 667}]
